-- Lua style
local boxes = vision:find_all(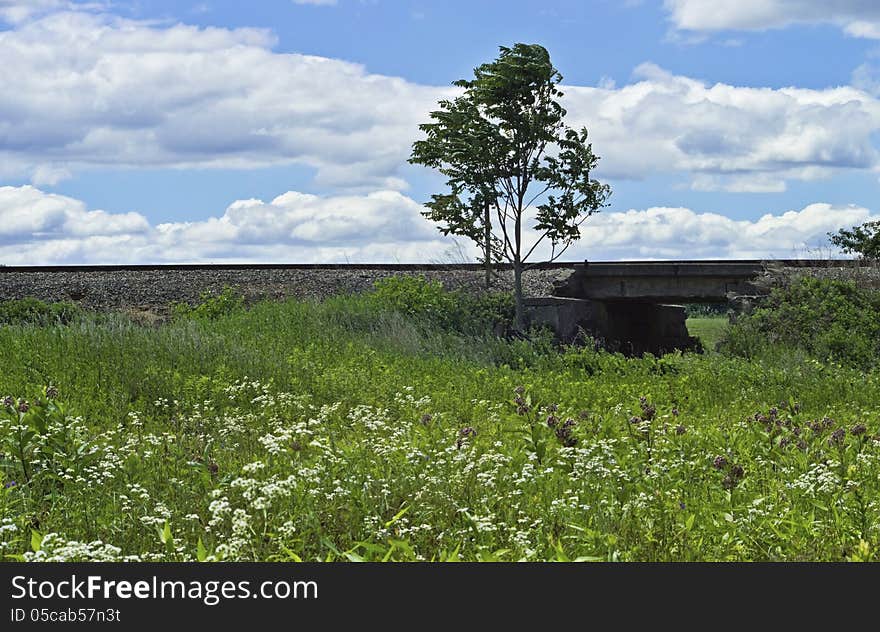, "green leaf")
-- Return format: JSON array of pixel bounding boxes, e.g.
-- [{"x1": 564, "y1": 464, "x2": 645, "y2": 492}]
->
[
  {"x1": 442, "y1": 544, "x2": 462, "y2": 562},
  {"x1": 196, "y1": 537, "x2": 208, "y2": 562},
  {"x1": 280, "y1": 545, "x2": 303, "y2": 563},
  {"x1": 27, "y1": 411, "x2": 49, "y2": 435},
  {"x1": 30, "y1": 530, "x2": 43, "y2": 553},
  {"x1": 388, "y1": 539, "x2": 415, "y2": 560},
  {"x1": 157, "y1": 521, "x2": 173, "y2": 549},
  {"x1": 384, "y1": 504, "x2": 411, "y2": 529},
  {"x1": 536, "y1": 439, "x2": 547, "y2": 463}
]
